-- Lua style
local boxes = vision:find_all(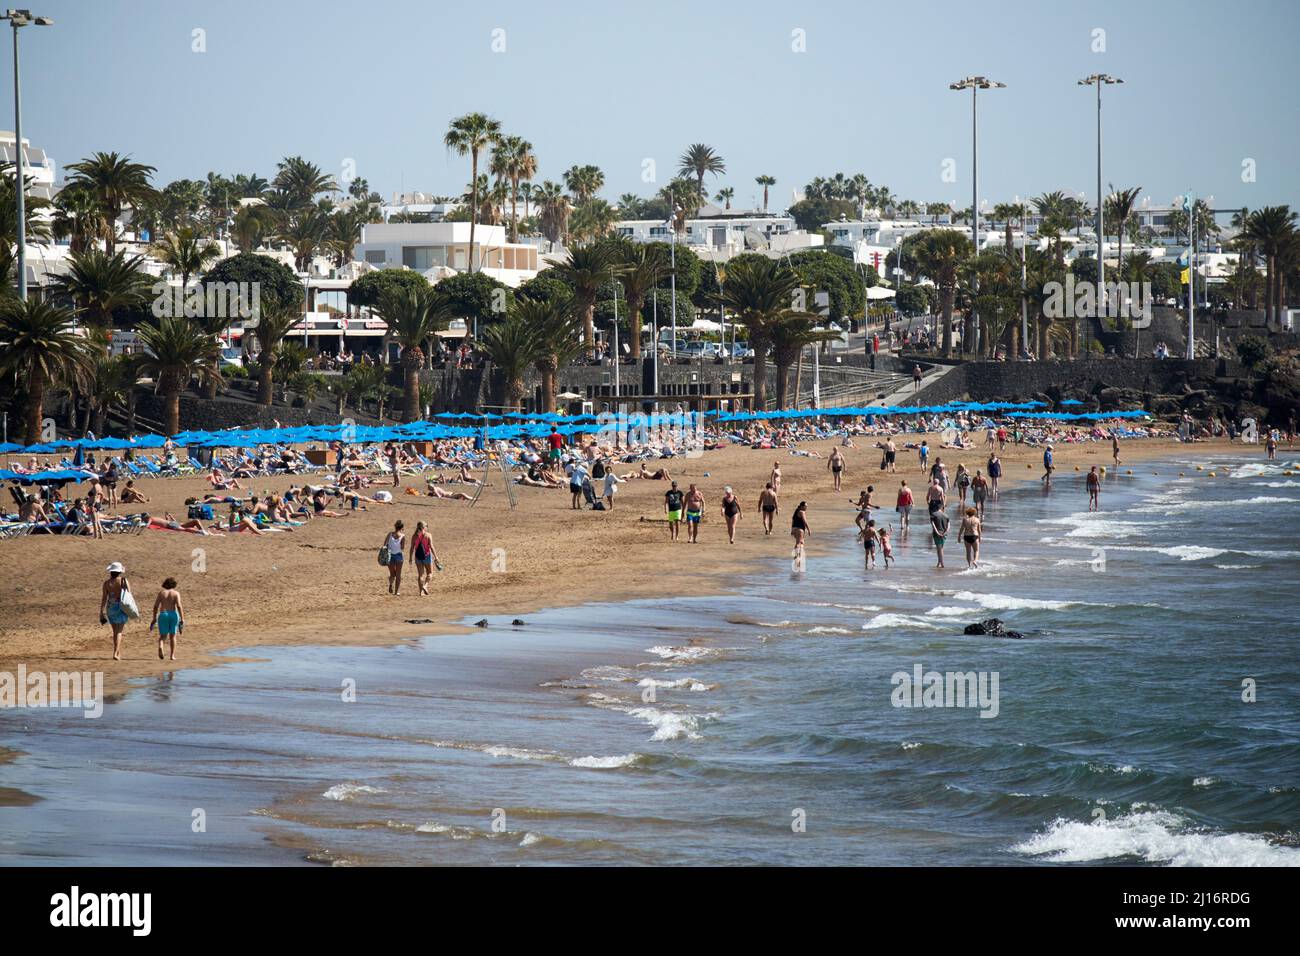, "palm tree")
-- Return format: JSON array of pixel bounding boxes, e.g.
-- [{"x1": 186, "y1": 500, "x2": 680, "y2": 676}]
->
[
  {"x1": 374, "y1": 284, "x2": 451, "y2": 421},
  {"x1": 569, "y1": 199, "x2": 618, "y2": 243},
  {"x1": 534, "y1": 180, "x2": 570, "y2": 245},
  {"x1": 479, "y1": 309, "x2": 541, "y2": 410},
  {"x1": 551, "y1": 242, "x2": 623, "y2": 352},
  {"x1": 911, "y1": 230, "x2": 974, "y2": 356},
  {"x1": 718, "y1": 257, "x2": 804, "y2": 409},
  {"x1": 131, "y1": 316, "x2": 221, "y2": 435},
  {"x1": 659, "y1": 178, "x2": 702, "y2": 231},
  {"x1": 49, "y1": 180, "x2": 107, "y2": 254},
  {"x1": 1105, "y1": 186, "x2": 1142, "y2": 283},
  {"x1": 65, "y1": 152, "x2": 157, "y2": 255},
  {"x1": 0, "y1": 298, "x2": 93, "y2": 443},
  {"x1": 522, "y1": 293, "x2": 582, "y2": 413},
  {"x1": 326, "y1": 207, "x2": 372, "y2": 267},
  {"x1": 715, "y1": 187, "x2": 735, "y2": 209},
  {"x1": 278, "y1": 206, "x2": 331, "y2": 272},
  {"x1": 52, "y1": 249, "x2": 152, "y2": 350},
  {"x1": 755, "y1": 175, "x2": 776, "y2": 213},
  {"x1": 678, "y1": 144, "x2": 726, "y2": 199},
  {"x1": 770, "y1": 313, "x2": 839, "y2": 409},
  {"x1": 490, "y1": 135, "x2": 537, "y2": 243},
  {"x1": 248, "y1": 300, "x2": 302, "y2": 405},
  {"x1": 445, "y1": 113, "x2": 503, "y2": 270},
  {"x1": 231, "y1": 203, "x2": 277, "y2": 252},
  {"x1": 151, "y1": 226, "x2": 222, "y2": 291},
  {"x1": 563, "y1": 164, "x2": 605, "y2": 204},
  {"x1": 613, "y1": 240, "x2": 666, "y2": 360},
  {"x1": 84, "y1": 353, "x2": 140, "y2": 436},
  {"x1": 1244, "y1": 206, "x2": 1299, "y2": 327},
  {"x1": 272, "y1": 156, "x2": 338, "y2": 209}
]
